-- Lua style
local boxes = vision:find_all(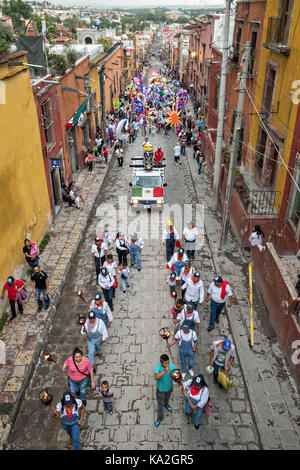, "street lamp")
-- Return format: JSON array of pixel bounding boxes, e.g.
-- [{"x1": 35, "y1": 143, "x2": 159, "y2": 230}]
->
[{"x1": 190, "y1": 51, "x2": 197, "y2": 59}]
